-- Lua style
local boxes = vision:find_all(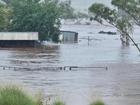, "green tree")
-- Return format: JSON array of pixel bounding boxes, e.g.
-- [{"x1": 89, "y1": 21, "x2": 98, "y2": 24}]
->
[
  {"x1": 9, "y1": 0, "x2": 61, "y2": 42},
  {"x1": 89, "y1": 3, "x2": 140, "y2": 52},
  {"x1": 89, "y1": 3, "x2": 132, "y2": 45},
  {"x1": 111, "y1": 0, "x2": 140, "y2": 51},
  {"x1": 111, "y1": 0, "x2": 140, "y2": 26},
  {"x1": 0, "y1": 3, "x2": 11, "y2": 31},
  {"x1": 59, "y1": 0, "x2": 75, "y2": 19}
]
